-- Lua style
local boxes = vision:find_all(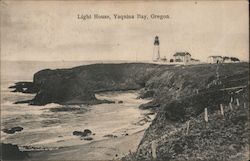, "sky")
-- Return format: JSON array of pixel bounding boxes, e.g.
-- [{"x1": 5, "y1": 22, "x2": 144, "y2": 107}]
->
[{"x1": 1, "y1": 0, "x2": 249, "y2": 62}]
